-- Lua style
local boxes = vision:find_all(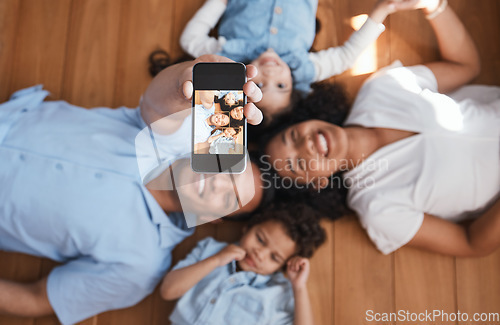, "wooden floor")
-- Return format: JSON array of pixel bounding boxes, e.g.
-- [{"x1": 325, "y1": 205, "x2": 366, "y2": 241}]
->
[{"x1": 1, "y1": 0, "x2": 500, "y2": 324}]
